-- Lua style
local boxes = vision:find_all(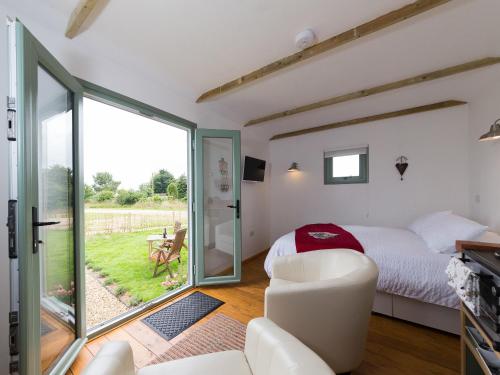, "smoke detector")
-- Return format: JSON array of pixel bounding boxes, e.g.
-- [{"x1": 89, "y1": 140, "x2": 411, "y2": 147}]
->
[{"x1": 295, "y1": 28, "x2": 316, "y2": 50}]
